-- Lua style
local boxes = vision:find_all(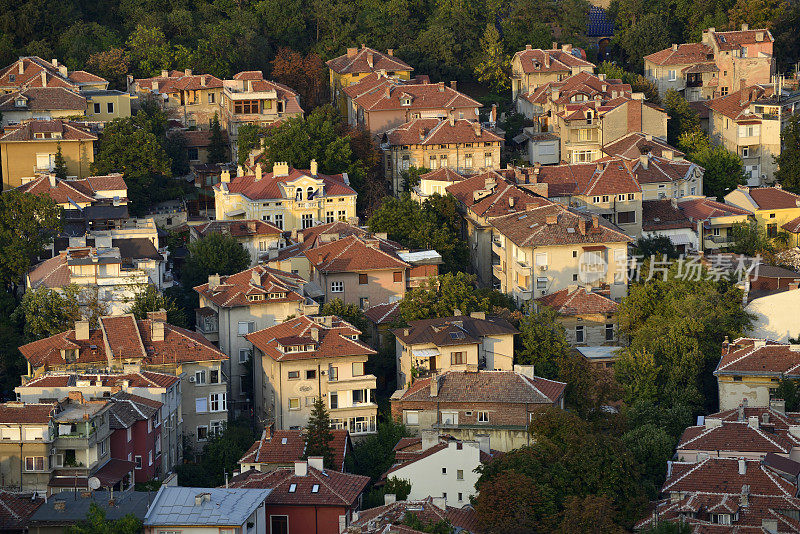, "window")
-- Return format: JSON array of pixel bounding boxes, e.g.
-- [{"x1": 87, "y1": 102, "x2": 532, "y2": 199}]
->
[
  {"x1": 359, "y1": 273, "x2": 368, "y2": 284},
  {"x1": 239, "y1": 349, "x2": 250, "y2": 364},
  {"x1": 617, "y1": 211, "x2": 635, "y2": 224},
  {"x1": 628, "y1": 193, "x2": 635, "y2": 201},
  {"x1": 602, "y1": 195, "x2": 609, "y2": 203},
  {"x1": 352, "y1": 361, "x2": 365, "y2": 376},
  {"x1": 465, "y1": 153, "x2": 473, "y2": 168},
  {"x1": 451, "y1": 351, "x2": 466, "y2": 365},
  {"x1": 338, "y1": 210, "x2": 346, "y2": 221},
  {"x1": 405, "y1": 410, "x2": 419, "y2": 425},
  {"x1": 713, "y1": 227, "x2": 721, "y2": 236},
  {"x1": 606, "y1": 323, "x2": 615, "y2": 341},
  {"x1": 742, "y1": 146, "x2": 750, "y2": 158},
  {"x1": 305, "y1": 396, "x2": 317, "y2": 406},
  {"x1": 98, "y1": 439, "x2": 106, "y2": 457},
  {"x1": 209, "y1": 420, "x2": 223, "y2": 437},
  {"x1": 148, "y1": 450, "x2": 153, "y2": 466},
  {"x1": 393, "y1": 271, "x2": 403, "y2": 282},
  {"x1": 209, "y1": 393, "x2": 226, "y2": 412},
  {"x1": 271, "y1": 516, "x2": 289, "y2": 534},
  {"x1": 234, "y1": 100, "x2": 260, "y2": 114},
  {"x1": 572, "y1": 150, "x2": 593, "y2": 163},
  {"x1": 306, "y1": 369, "x2": 316, "y2": 380},
  {"x1": 127, "y1": 427, "x2": 132, "y2": 442},
  {"x1": 35, "y1": 153, "x2": 55, "y2": 171},
  {"x1": 288, "y1": 371, "x2": 300, "y2": 380},
  {"x1": 359, "y1": 297, "x2": 369, "y2": 309},
  {"x1": 721, "y1": 87, "x2": 729, "y2": 96},
  {"x1": 441, "y1": 154, "x2": 448, "y2": 168},
  {"x1": 442, "y1": 467, "x2": 447, "y2": 474},
  {"x1": 208, "y1": 92, "x2": 215, "y2": 104},
  {"x1": 93, "y1": 102, "x2": 101, "y2": 114},
  {"x1": 330, "y1": 281, "x2": 344, "y2": 293},
  {"x1": 273, "y1": 214, "x2": 283, "y2": 230},
  {"x1": 301, "y1": 213, "x2": 313, "y2": 229},
  {"x1": 107, "y1": 102, "x2": 114, "y2": 114},
  {"x1": 458, "y1": 492, "x2": 463, "y2": 501},
  {"x1": 575, "y1": 325, "x2": 585, "y2": 343},
  {"x1": 441, "y1": 411, "x2": 458, "y2": 425},
  {"x1": 535, "y1": 252, "x2": 548, "y2": 267},
  {"x1": 288, "y1": 398, "x2": 300, "y2": 410},
  {"x1": 536, "y1": 277, "x2": 548, "y2": 290},
  {"x1": 668, "y1": 70, "x2": 677, "y2": 81},
  {"x1": 155, "y1": 437, "x2": 161, "y2": 456},
  {"x1": 329, "y1": 366, "x2": 339, "y2": 382},
  {"x1": 330, "y1": 392, "x2": 338, "y2": 409},
  {"x1": 25, "y1": 457, "x2": 45, "y2": 471},
  {"x1": 238, "y1": 321, "x2": 255, "y2": 336},
  {"x1": 478, "y1": 411, "x2": 489, "y2": 423},
  {"x1": 210, "y1": 370, "x2": 219, "y2": 384},
  {"x1": 767, "y1": 223, "x2": 778, "y2": 238},
  {"x1": 195, "y1": 397, "x2": 208, "y2": 413},
  {"x1": 457, "y1": 469, "x2": 464, "y2": 480},
  {"x1": 134, "y1": 455, "x2": 143, "y2": 468},
  {"x1": 353, "y1": 389, "x2": 367, "y2": 404},
  {"x1": 326, "y1": 211, "x2": 335, "y2": 223},
  {"x1": 738, "y1": 124, "x2": 760, "y2": 138},
  {"x1": 484, "y1": 152, "x2": 493, "y2": 167},
  {"x1": 429, "y1": 156, "x2": 438, "y2": 169}
]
